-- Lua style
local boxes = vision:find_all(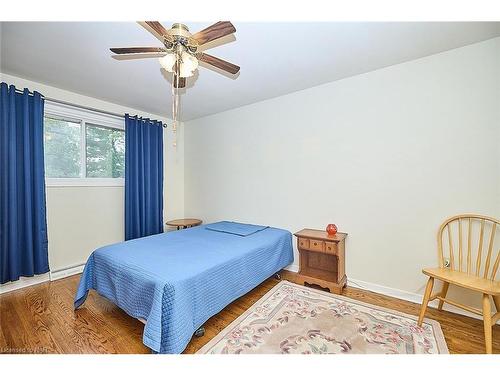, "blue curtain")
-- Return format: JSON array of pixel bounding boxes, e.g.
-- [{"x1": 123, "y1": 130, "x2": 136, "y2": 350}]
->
[
  {"x1": 125, "y1": 114, "x2": 164, "y2": 240},
  {"x1": 0, "y1": 83, "x2": 49, "y2": 284}
]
